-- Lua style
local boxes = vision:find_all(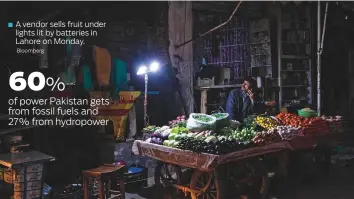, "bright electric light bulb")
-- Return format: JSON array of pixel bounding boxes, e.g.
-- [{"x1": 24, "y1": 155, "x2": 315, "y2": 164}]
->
[
  {"x1": 137, "y1": 65, "x2": 148, "y2": 75},
  {"x1": 150, "y1": 61, "x2": 159, "y2": 72}
]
